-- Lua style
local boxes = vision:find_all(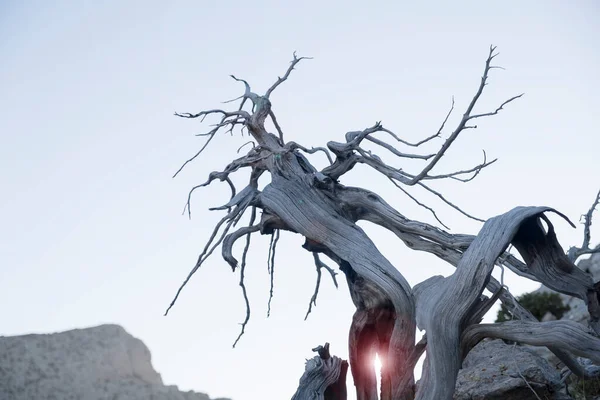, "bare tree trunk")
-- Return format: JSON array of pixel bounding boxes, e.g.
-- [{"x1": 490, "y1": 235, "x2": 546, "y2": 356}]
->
[{"x1": 261, "y1": 174, "x2": 417, "y2": 399}]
